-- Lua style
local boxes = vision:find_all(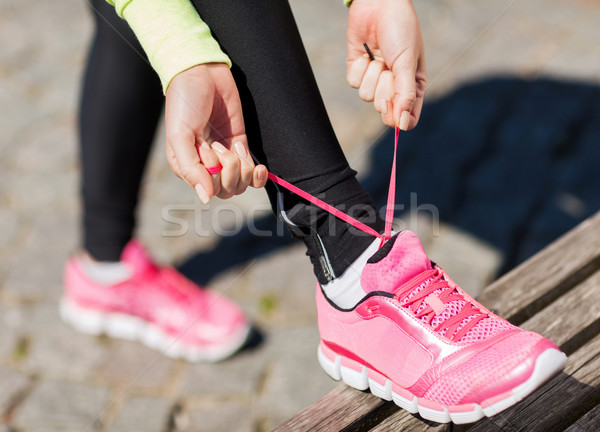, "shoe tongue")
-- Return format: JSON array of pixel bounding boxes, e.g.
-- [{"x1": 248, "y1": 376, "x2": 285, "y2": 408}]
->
[
  {"x1": 361, "y1": 231, "x2": 431, "y2": 294},
  {"x1": 121, "y1": 240, "x2": 157, "y2": 274}
]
